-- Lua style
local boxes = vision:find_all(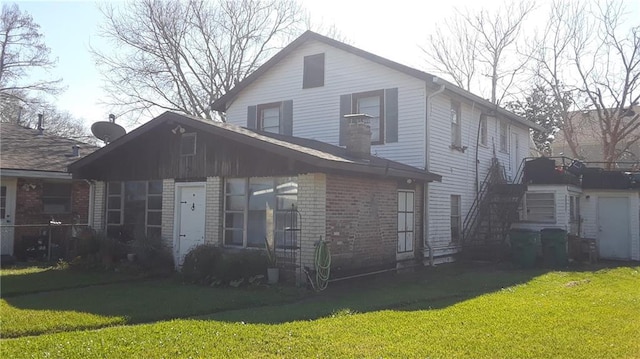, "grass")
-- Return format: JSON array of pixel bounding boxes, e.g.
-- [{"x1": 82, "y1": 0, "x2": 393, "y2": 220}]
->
[
  {"x1": 1, "y1": 265, "x2": 639, "y2": 358},
  {"x1": 1, "y1": 278, "x2": 303, "y2": 338},
  {"x1": 0, "y1": 265, "x2": 141, "y2": 296}
]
